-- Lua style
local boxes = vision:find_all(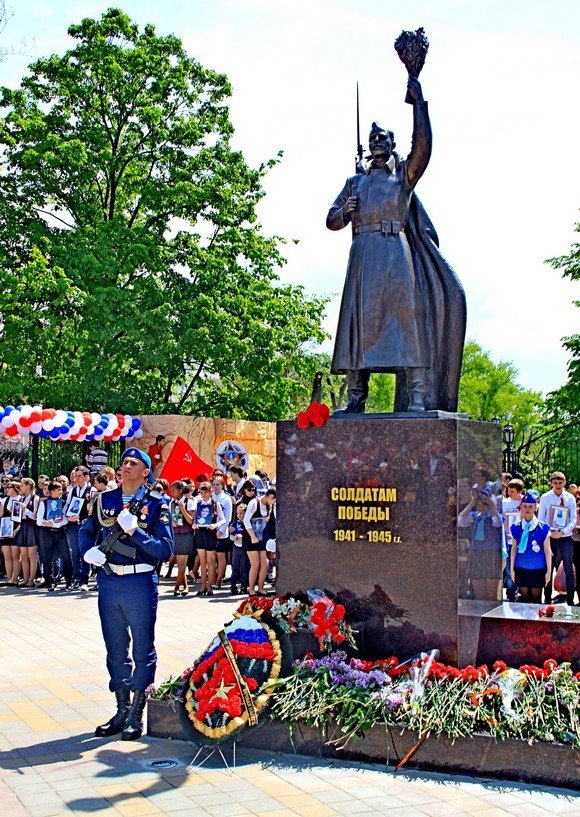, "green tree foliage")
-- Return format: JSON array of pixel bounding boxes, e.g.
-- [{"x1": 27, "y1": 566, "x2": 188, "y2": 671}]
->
[
  {"x1": 0, "y1": 9, "x2": 326, "y2": 418},
  {"x1": 545, "y1": 223, "x2": 580, "y2": 422},
  {"x1": 458, "y1": 340, "x2": 544, "y2": 446}
]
